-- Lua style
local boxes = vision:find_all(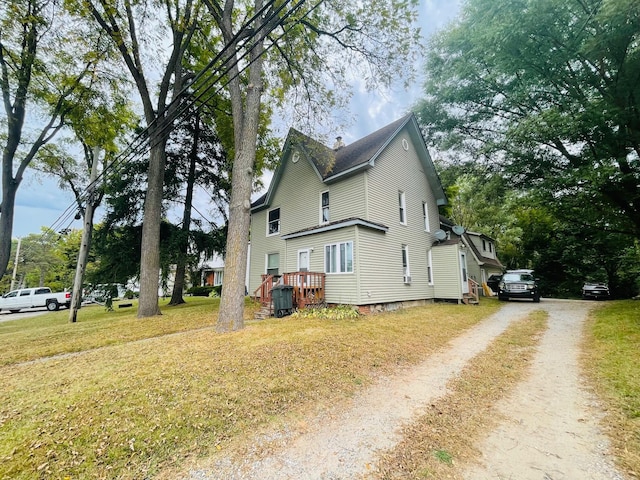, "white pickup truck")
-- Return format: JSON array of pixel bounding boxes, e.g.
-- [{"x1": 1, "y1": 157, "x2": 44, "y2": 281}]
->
[{"x1": 0, "y1": 287, "x2": 72, "y2": 313}]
